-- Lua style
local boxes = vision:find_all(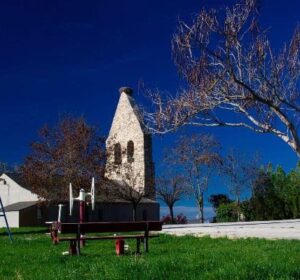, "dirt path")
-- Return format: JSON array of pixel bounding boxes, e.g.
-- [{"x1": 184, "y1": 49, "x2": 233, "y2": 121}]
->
[{"x1": 162, "y1": 219, "x2": 300, "y2": 240}]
